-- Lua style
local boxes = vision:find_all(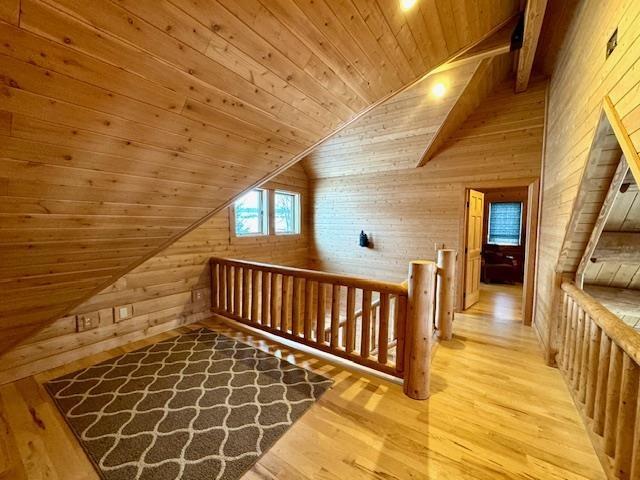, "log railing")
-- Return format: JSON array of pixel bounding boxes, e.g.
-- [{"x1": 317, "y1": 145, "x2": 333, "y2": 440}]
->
[
  {"x1": 557, "y1": 282, "x2": 640, "y2": 479},
  {"x1": 210, "y1": 252, "x2": 456, "y2": 399}
]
